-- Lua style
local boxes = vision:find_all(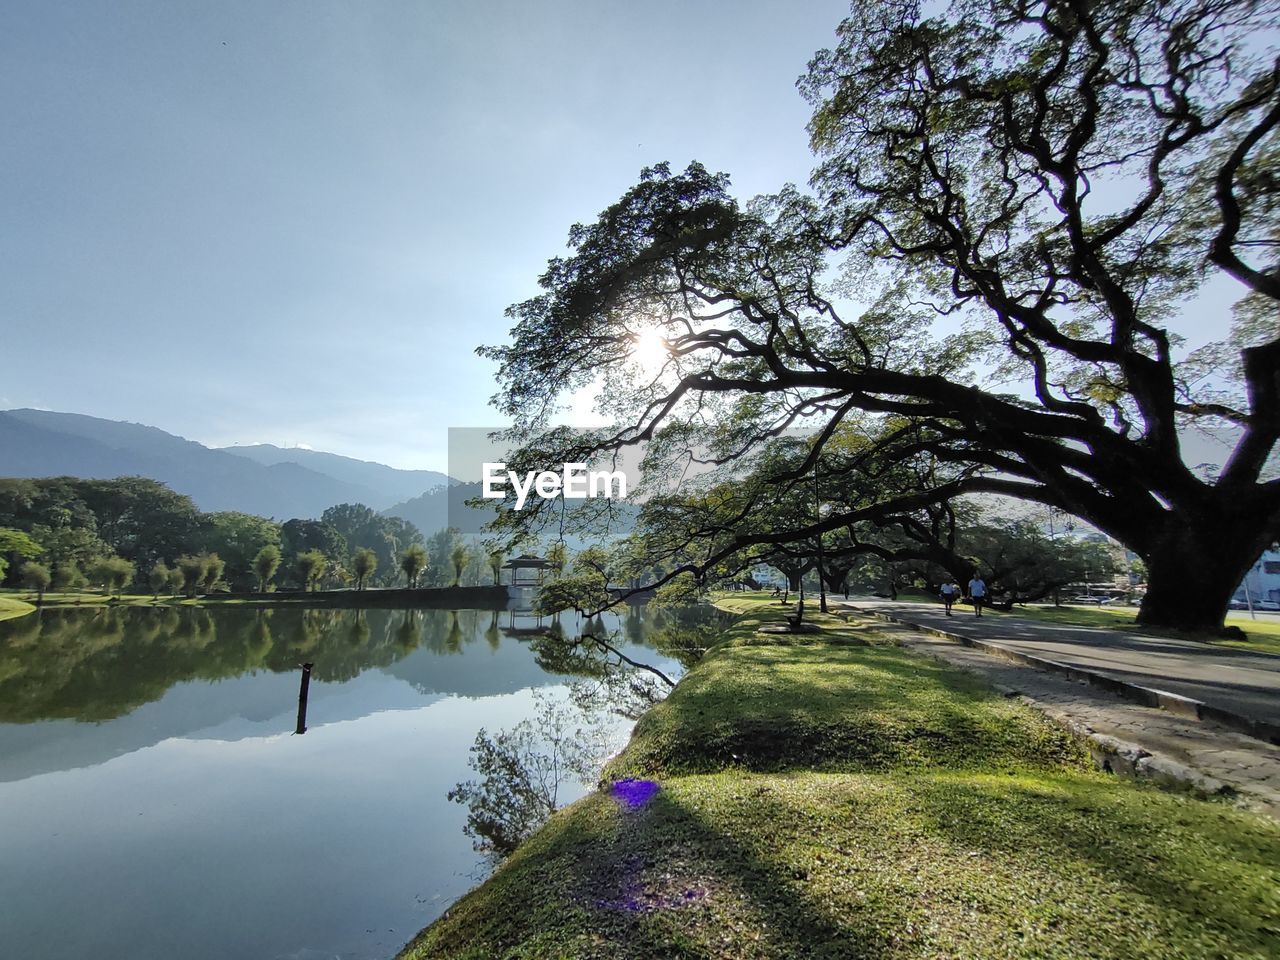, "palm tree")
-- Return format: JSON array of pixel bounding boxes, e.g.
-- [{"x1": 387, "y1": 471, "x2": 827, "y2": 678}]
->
[
  {"x1": 399, "y1": 544, "x2": 427, "y2": 588},
  {"x1": 352, "y1": 548, "x2": 377, "y2": 590},
  {"x1": 149, "y1": 562, "x2": 170, "y2": 599},
  {"x1": 253, "y1": 545, "x2": 281, "y2": 592},
  {"x1": 201, "y1": 553, "x2": 226, "y2": 596},
  {"x1": 296, "y1": 550, "x2": 327, "y2": 592},
  {"x1": 450, "y1": 544, "x2": 469, "y2": 587}
]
